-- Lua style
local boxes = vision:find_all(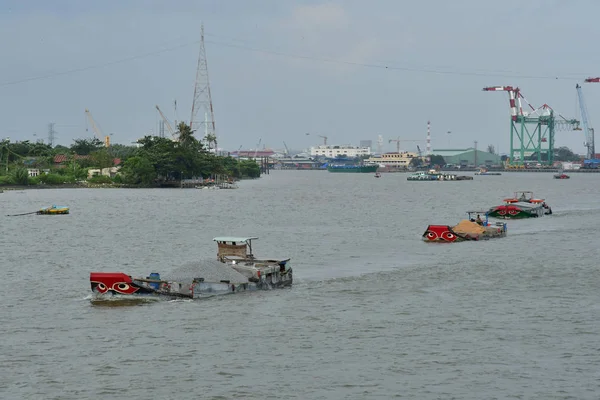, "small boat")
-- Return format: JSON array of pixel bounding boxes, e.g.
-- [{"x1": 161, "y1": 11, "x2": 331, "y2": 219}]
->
[
  {"x1": 374, "y1": 172, "x2": 381, "y2": 178},
  {"x1": 487, "y1": 191, "x2": 552, "y2": 219},
  {"x1": 422, "y1": 211, "x2": 507, "y2": 243},
  {"x1": 37, "y1": 205, "x2": 69, "y2": 215},
  {"x1": 90, "y1": 236, "x2": 292, "y2": 300},
  {"x1": 553, "y1": 172, "x2": 570, "y2": 179},
  {"x1": 474, "y1": 167, "x2": 501, "y2": 176}
]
